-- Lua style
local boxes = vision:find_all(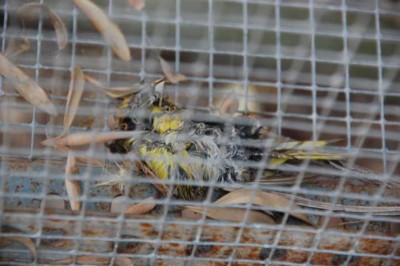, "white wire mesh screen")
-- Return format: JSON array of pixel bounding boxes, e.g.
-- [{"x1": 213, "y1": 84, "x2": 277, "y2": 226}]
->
[{"x1": 0, "y1": 0, "x2": 400, "y2": 265}]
